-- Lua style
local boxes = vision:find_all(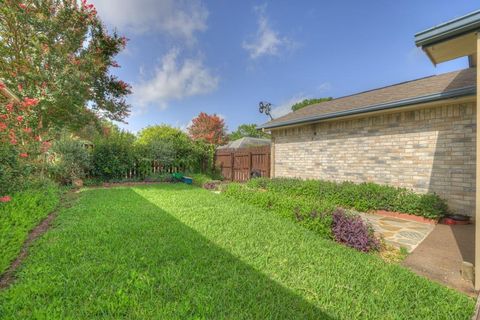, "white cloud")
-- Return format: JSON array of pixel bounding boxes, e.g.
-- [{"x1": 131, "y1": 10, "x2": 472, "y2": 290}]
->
[
  {"x1": 317, "y1": 82, "x2": 332, "y2": 93},
  {"x1": 270, "y1": 95, "x2": 308, "y2": 118},
  {"x1": 133, "y1": 49, "x2": 219, "y2": 109},
  {"x1": 176, "y1": 120, "x2": 193, "y2": 133},
  {"x1": 243, "y1": 5, "x2": 291, "y2": 59},
  {"x1": 91, "y1": 0, "x2": 208, "y2": 43},
  {"x1": 269, "y1": 85, "x2": 333, "y2": 118}
]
